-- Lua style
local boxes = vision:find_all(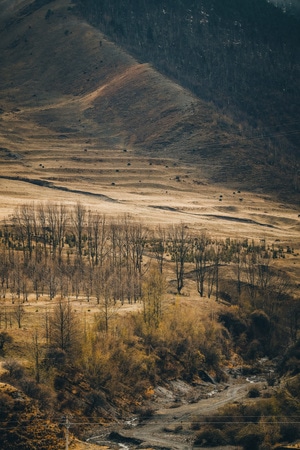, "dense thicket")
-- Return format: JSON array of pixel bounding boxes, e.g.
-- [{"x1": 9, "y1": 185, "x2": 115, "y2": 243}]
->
[{"x1": 76, "y1": 0, "x2": 300, "y2": 156}]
